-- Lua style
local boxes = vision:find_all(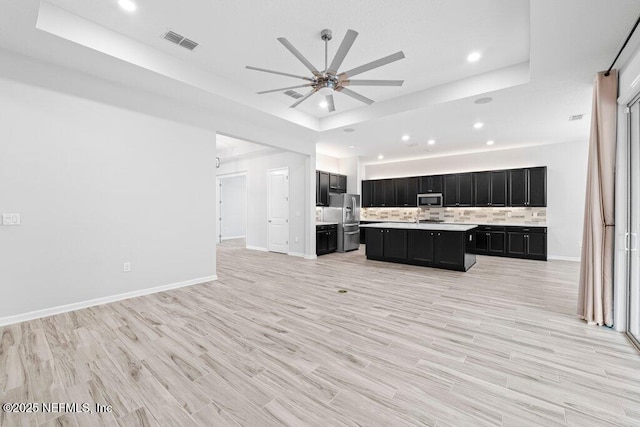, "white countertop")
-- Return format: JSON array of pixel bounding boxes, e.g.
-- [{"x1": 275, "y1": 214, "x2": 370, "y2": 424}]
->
[
  {"x1": 360, "y1": 222, "x2": 477, "y2": 232},
  {"x1": 316, "y1": 222, "x2": 339, "y2": 226}
]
